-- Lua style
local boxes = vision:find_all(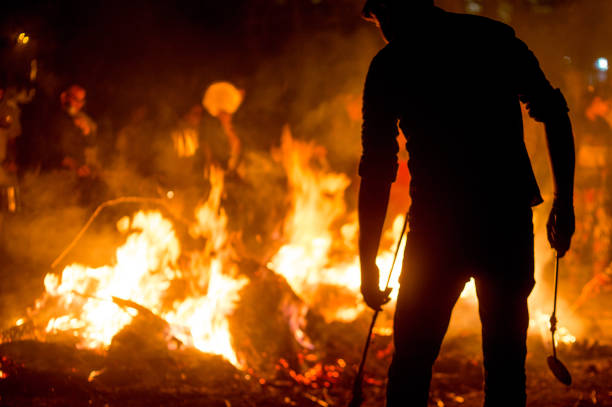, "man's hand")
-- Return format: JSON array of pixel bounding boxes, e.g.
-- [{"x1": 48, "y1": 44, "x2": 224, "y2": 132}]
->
[
  {"x1": 547, "y1": 199, "x2": 575, "y2": 257},
  {"x1": 360, "y1": 263, "x2": 392, "y2": 311}
]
